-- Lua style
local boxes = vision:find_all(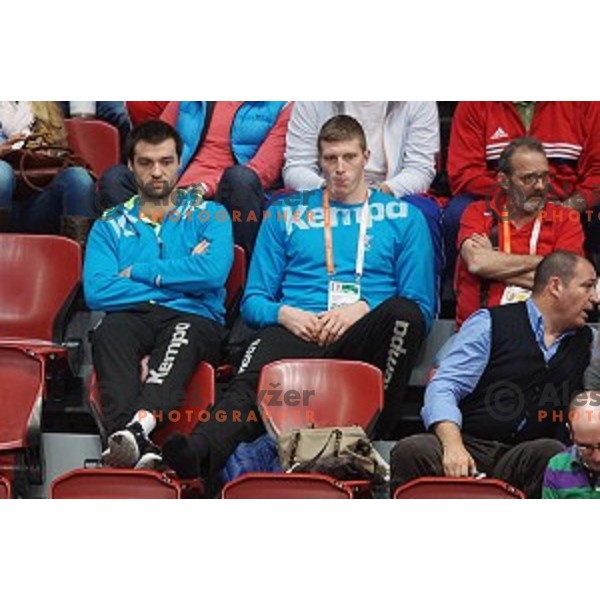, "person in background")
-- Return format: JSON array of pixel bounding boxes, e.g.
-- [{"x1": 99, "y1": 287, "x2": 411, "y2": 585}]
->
[
  {"x1": 543, "y1": 391, "x2": 600, "y2": 499},
  {"x1": 57, "y1": 101, "x2": 132, "y2": 153},
  {"x1": 443, "y1": 101, "x2": 600, "y2": 282},
  {"x1": 0, "y1": 101, "x2": 96, "y2": 242},
  {"x1": 454, "y1": 137, "x2": 585, "y2": 329}
]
